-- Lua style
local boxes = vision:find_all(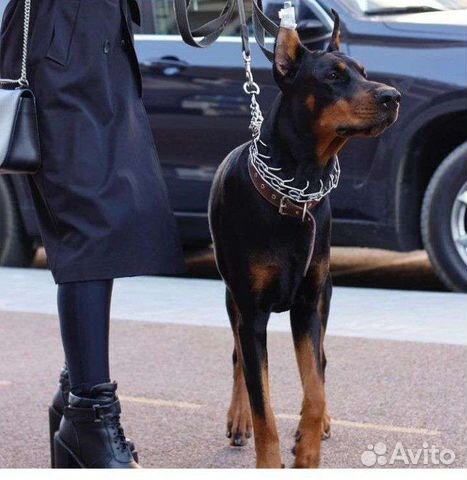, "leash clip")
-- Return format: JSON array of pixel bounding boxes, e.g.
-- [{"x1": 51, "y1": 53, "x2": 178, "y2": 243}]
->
[{"x1": 243, "y1": 52, "x2": 260, "y2": 95}]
